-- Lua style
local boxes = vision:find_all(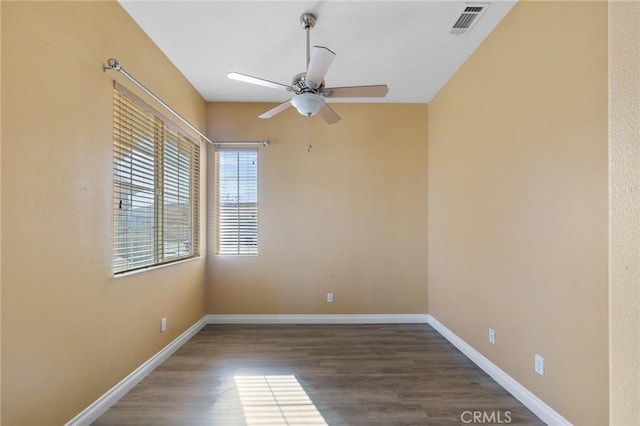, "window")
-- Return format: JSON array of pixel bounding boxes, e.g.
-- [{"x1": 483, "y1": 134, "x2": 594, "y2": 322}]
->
[
  {"x1": 215, "y1": 149, "x2": 258, "y2": 255},
  {"x1": 113, "y1": 87, "x2": 200, "y2": 274}
]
